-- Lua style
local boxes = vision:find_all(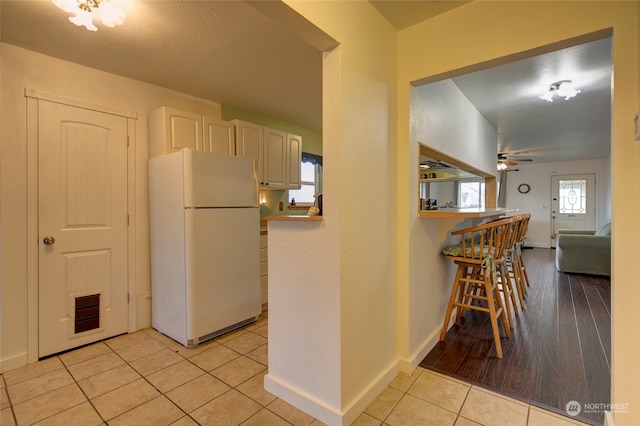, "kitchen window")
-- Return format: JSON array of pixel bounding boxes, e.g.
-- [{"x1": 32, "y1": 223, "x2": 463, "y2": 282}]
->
[
  {"x1": 458, "y1": 181, "x2": 485, "y2": 208},
  {"x1": 289, "y1": 153, "x2": 322, "y2": 206}
]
